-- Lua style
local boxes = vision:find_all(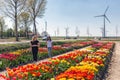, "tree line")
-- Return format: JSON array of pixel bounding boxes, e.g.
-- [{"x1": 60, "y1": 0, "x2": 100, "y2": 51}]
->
[{"x1": 0, "y1": 0, "x2": 47, "y2": 41}]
